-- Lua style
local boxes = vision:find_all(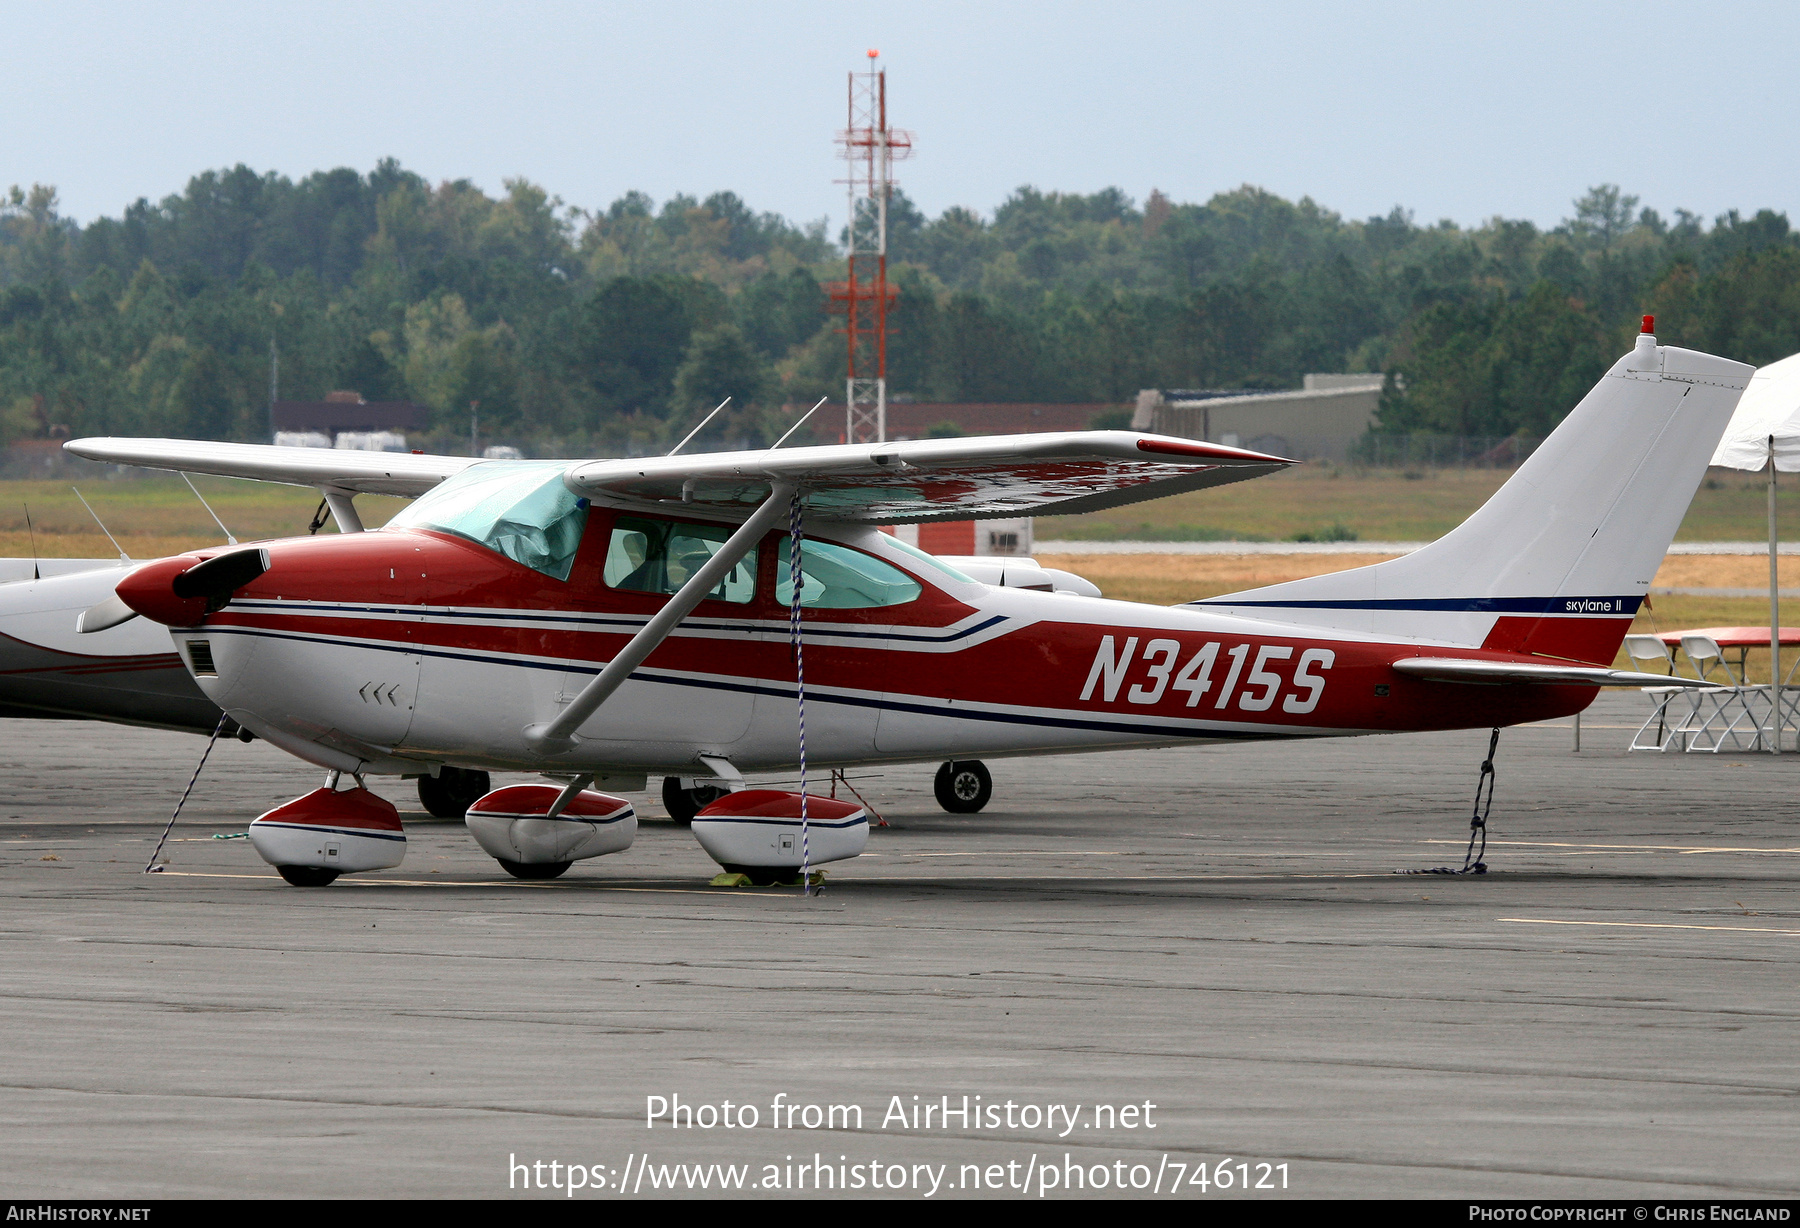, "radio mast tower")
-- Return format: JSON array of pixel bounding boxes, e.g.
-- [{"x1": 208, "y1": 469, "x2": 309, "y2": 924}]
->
[{"x1": 830, "y1": 51, "x2": 912, "y2": 444}]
